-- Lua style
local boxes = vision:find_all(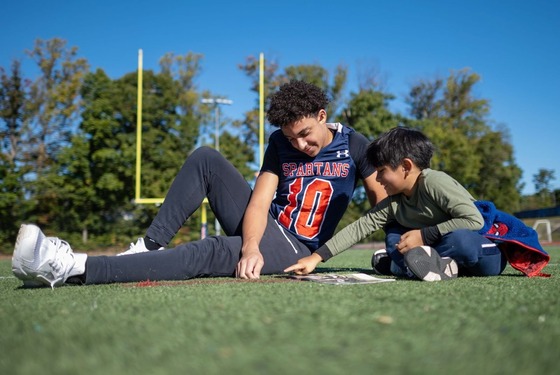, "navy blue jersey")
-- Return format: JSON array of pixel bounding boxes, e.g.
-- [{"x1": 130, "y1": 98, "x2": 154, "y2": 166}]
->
[{"x1": 261, "y1": 123, "x2": 374, "y2": 250}]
